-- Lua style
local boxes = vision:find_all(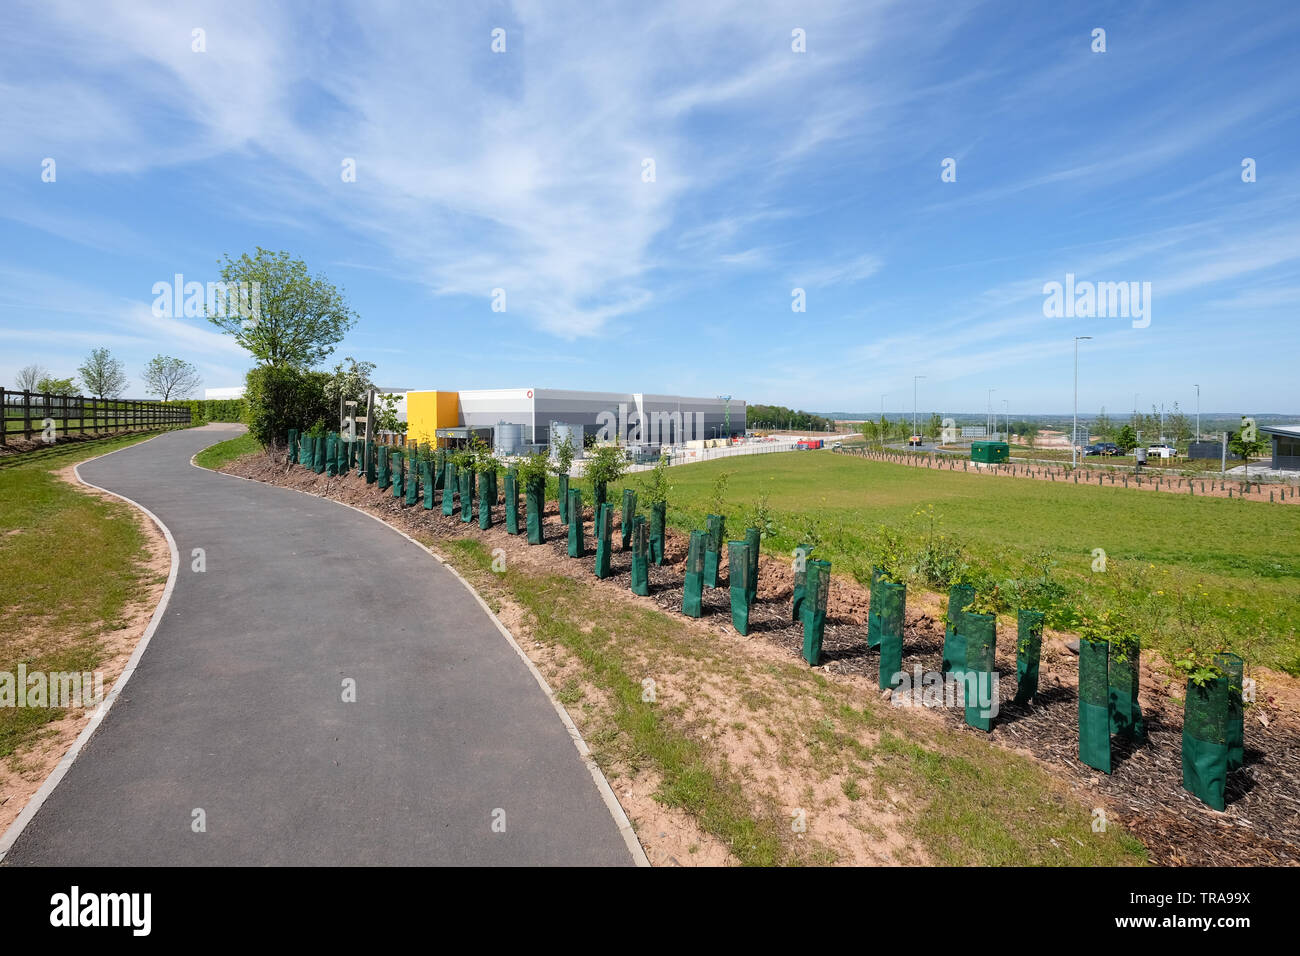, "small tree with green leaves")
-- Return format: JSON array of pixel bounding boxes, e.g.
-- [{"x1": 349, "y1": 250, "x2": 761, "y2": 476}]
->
[
  {"x1": 35, "y1": 375, "x2": 78, "y2": 396},
  {"x1": 78, "y1": 348, "x2": 127, "y2": 399},
  {"x1": 141, "y1": 354, "x2": 202, "y2": 401},
  {"x1": 710, "y1": 470, "x2": 732, "y2": 516},
  {"x1": 551, "y1": 433, "x2": 576, "y2": 476},
  {"x1": 641, "y1": 452, "x2": 671, "y2": 506},
  {"x1": 1229, "y1": 421, "x2": 1268, "y2": 479},
  {"x1": 584, "y1": 444, "x2": 627, "y2": 508}
]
